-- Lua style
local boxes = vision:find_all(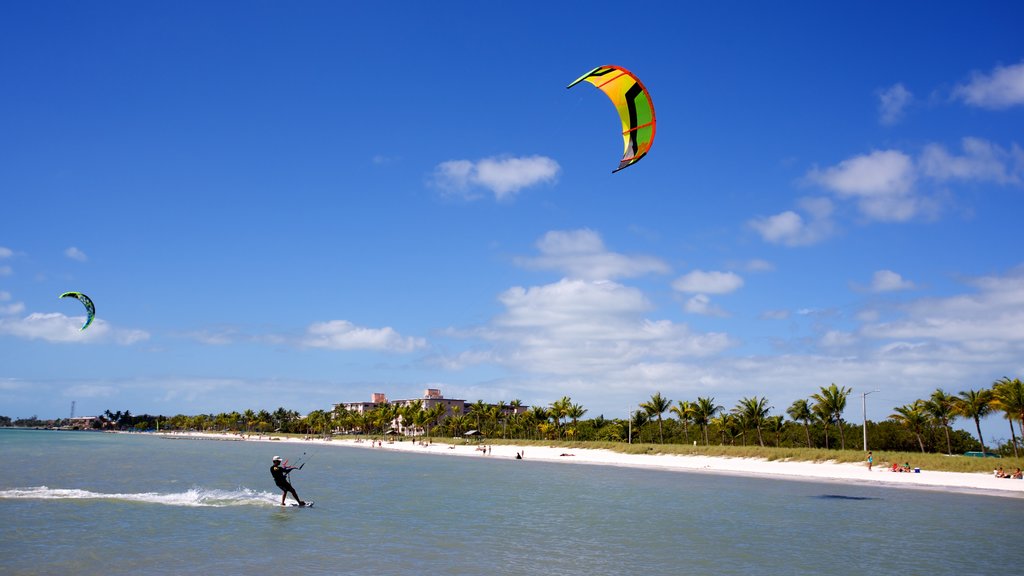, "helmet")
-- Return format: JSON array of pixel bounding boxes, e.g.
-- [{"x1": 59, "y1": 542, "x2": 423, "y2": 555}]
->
[{"x1": 272, "y1": 456, "x2": 281, "y2": 462}]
